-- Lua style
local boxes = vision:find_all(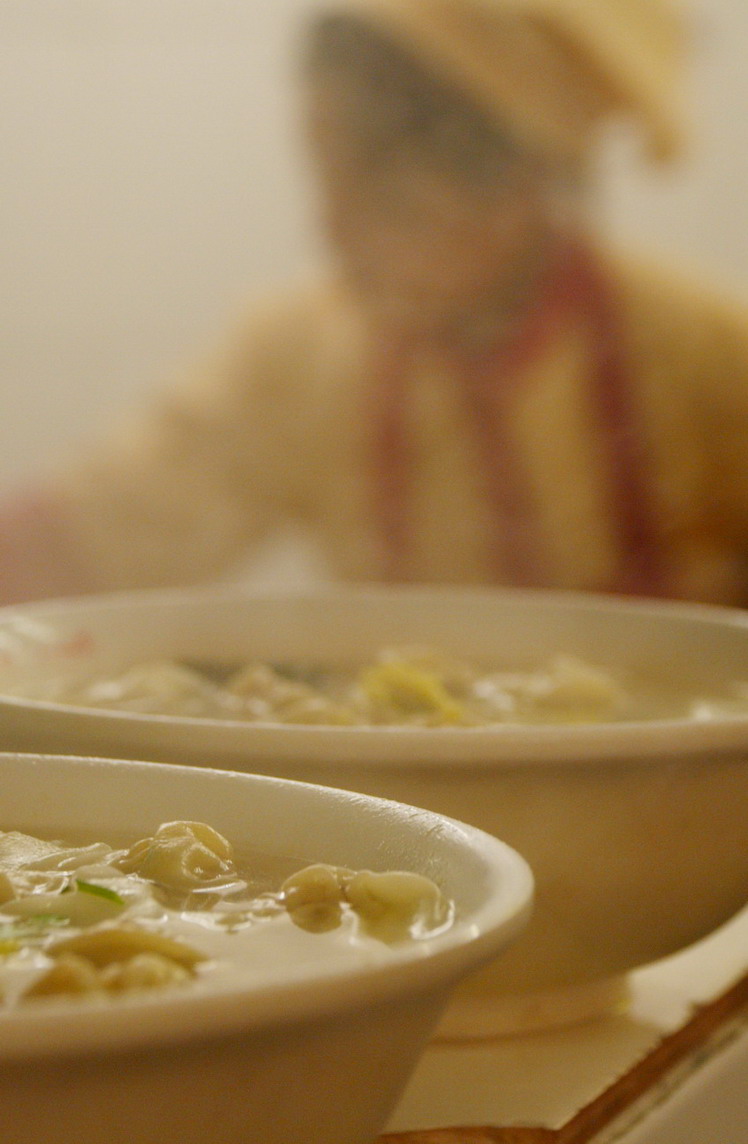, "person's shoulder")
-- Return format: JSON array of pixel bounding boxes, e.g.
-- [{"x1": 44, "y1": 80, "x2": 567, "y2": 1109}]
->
[
  {"x1": 603, "y1": 242, "x2": 748, "y2": 333},
  {"x1": 599, "y1": 242, "x2": 748, "y2": 398},
  {"x1": 205, "y1": 273, "x2": 366, "y2": 407},
  {"x1": 228, "y1": 274, "x2": 362, "y2": 349}
]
